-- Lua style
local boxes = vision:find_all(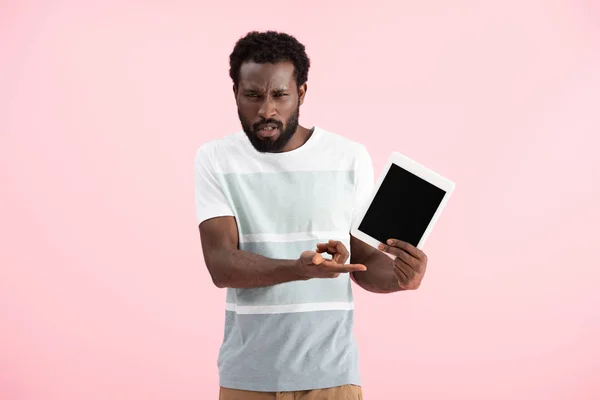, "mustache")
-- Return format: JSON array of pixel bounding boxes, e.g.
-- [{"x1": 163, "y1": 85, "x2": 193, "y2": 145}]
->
[{"x1": 253, "y1": 119, "x2": 283, "y2": 131}]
